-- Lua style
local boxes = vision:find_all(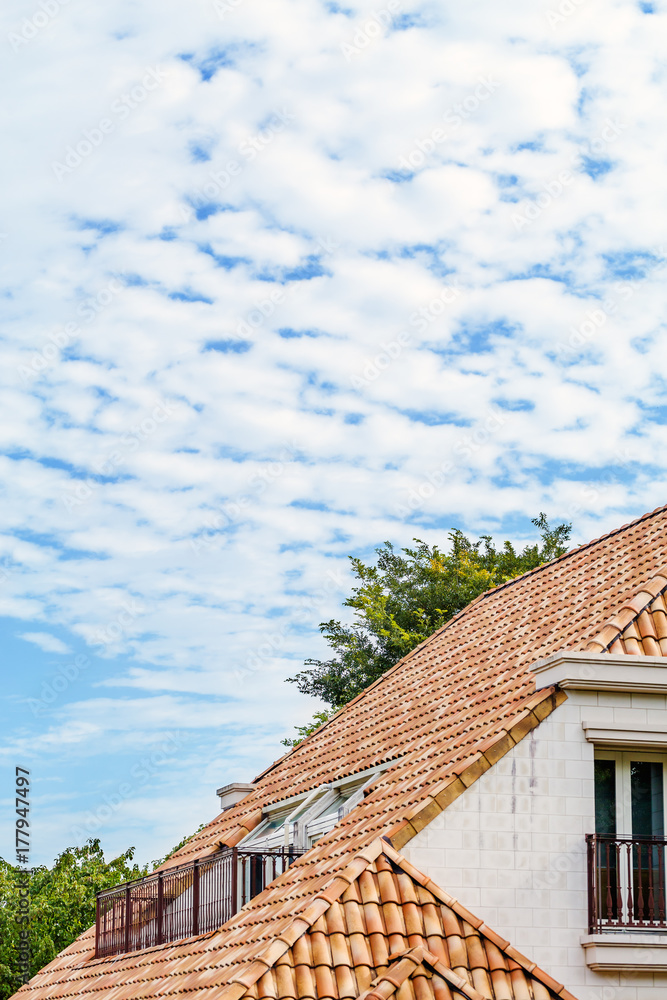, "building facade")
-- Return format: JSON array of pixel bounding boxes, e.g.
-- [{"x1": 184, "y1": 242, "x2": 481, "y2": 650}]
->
[{"x1": 406, "y1": 651, "x2": 667, "y2": 995}]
